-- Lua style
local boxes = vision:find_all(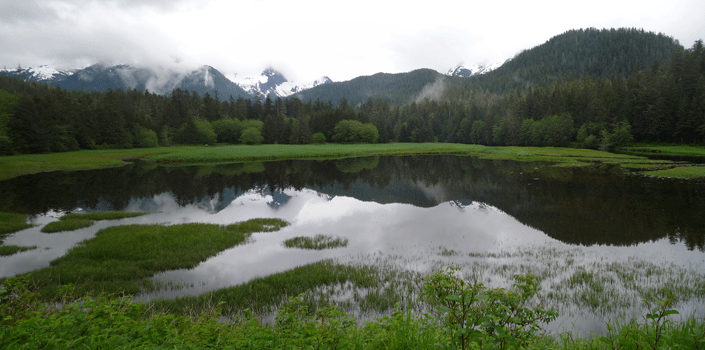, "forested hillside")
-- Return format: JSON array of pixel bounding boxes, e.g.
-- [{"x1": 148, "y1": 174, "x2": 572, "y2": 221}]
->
[
  {"x1": 0, "y1": 28, "x2": 703, "y2": 155},
  {"x1": 292, "y1": 69, "x2": 450, "y2": 106},
  {"x1": 464, "y1": 28, "x2": 681, "y2": 93}
]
